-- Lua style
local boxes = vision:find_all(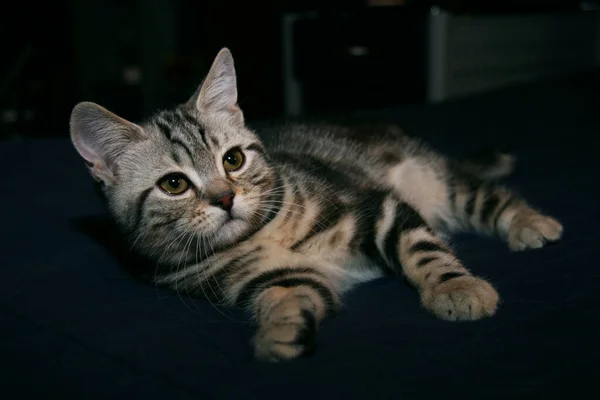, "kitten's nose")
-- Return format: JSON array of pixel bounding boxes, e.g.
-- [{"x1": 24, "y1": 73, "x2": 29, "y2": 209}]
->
[{"x1": 211, "y1": 190, "x2": 235, "y2": 212}]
